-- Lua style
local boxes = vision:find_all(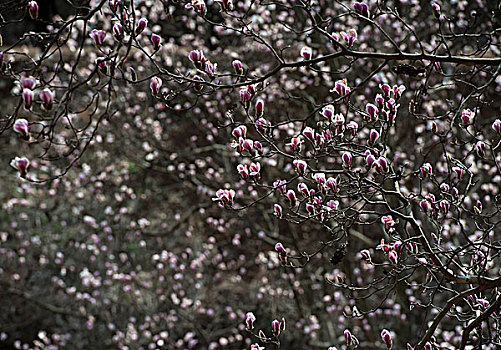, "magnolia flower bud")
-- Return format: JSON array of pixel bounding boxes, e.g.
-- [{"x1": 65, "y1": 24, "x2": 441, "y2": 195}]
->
[
  {"x1": 302, "y1": 127, "x2": 315, "y2": 141},
  {"x1": 23, "y1": 88, "x2": 34, "y2": 110},
  {"x1": 150, "y1": 77, "x2": 162, "y2": 95},
  {"x1": 388, "y1": 250, "x2": 398, "y2": 264},
  {"x1": 13, "y1": 119, "x2": 29, "y2": 140},
  {"x1": 347, "y1": 121, "x2": 358, "y2": 136},
  {"x1": 431, "y1": 3, "x2": 440, "y2": 19},
  {"x1": 28, "y1": 1, "x2": 39, "y2": 19},
  {"x1": 439, "y1": 200, "x2": 450, "y2": 214},
  {"x1": 366, "y1": 103, "x2": 378, "y2": 121},
  {"x1": 271, "y1": 319, "x2": 281, "y2": 336},
  {"x1": 40, "y1": 88, "x2": 54, "y2": 110},
  {"x1": 492, "y1": 119, "x2": 501, "y2": 135},
  {"x1": 255, "y1": 99, "x2": 264, "y2": 117},
  {"x1": 368, "y1": 129, "x2": 379, "y2": 145},
  {"x1": 113, "y1": 23, "x2": 123, "y2": 40},
  {"x1": 344, "y1": 329, "x2": 352, "y2": 345},
  {"x1": 245, "y1": 312, "x2": 256, "y2": 330},
  {"x1": 135, "y1": 18, "x2": 148, "y2": 35},
  {"x1": 232, "y1": 60, "x2": 244, "y2": 74},
  {"x1": 151, "y1": 33, "x2": 161, "y2": 51},
  {"x1": 90, "y1": 29, "x2": 106, "y2": 46},
  {"x1": 21, "y1": 77, "x2": 35, "y2": 90},
  {"x1": 287, "y1": 189, "x2": 297, "y2": 207},
  {"x1": 342, "y1": 152, "x2": 352, "y2": 168},
  {"x1": 475, "y1": 141, "x2": 486, "y2": 158},
  {"x1": 381, "y1": 329, "x2": 393, "y2": 349},
  {"x1": 240, "y1": 88, "x2": 251, "y2": 108},
  {"x1": 10, "y1": 157, "x2": 30, "y2": 178},
  {"x1": 420, "y1": 200, "x2": 431, "y2": 213},
  {"x1": 237, "y1": 164, "x2": 249, "y2": 179},
  {"x1": 293, "y1": 160, "x2": 307, "y2": 175},
  {"x1": 420, "y1": 163, "x2": 433, "y2": 178},
  {"x1": 300, "y1": 46, "x2": 312, "y2": 61},
  {"x1": 273, "y1": 204, "x2": 283, "y2": 219},
  {"x1": 353, "y1": 2, "x2": 369, "y2": 17},
  {"x1": 360, "y1": 249, "x2": 371, "y2": 261}
]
